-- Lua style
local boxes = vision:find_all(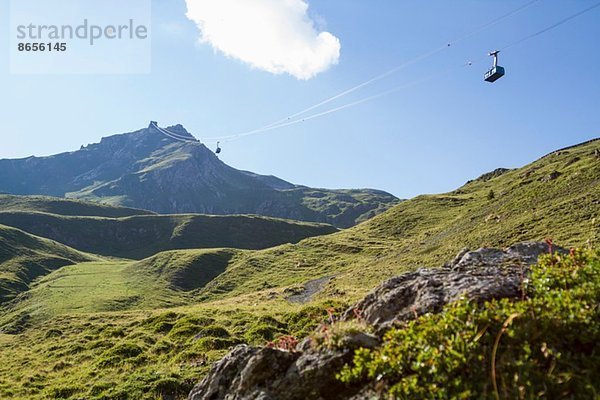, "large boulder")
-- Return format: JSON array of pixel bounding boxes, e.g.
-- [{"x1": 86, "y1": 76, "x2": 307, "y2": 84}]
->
[
  {"x1": 188, "y1": 343, "x2": 361, "y2": 400},
  {"x1": 342, "y1": 242, "x2": 562, "y2": 333}
]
